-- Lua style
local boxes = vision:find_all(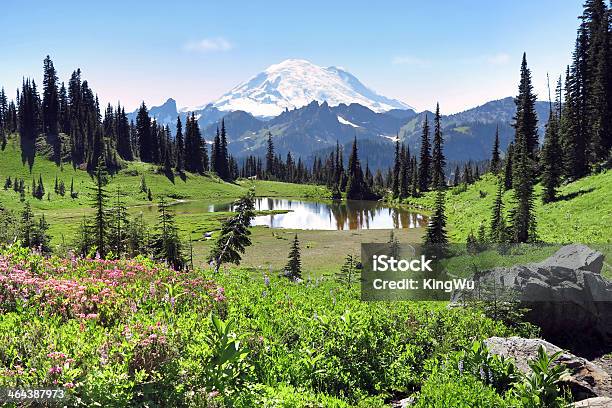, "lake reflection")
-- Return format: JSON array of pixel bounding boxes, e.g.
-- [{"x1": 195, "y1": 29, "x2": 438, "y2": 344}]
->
[{"x1": 205, "y1": 198, "x2": 427, "y2": 230}]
